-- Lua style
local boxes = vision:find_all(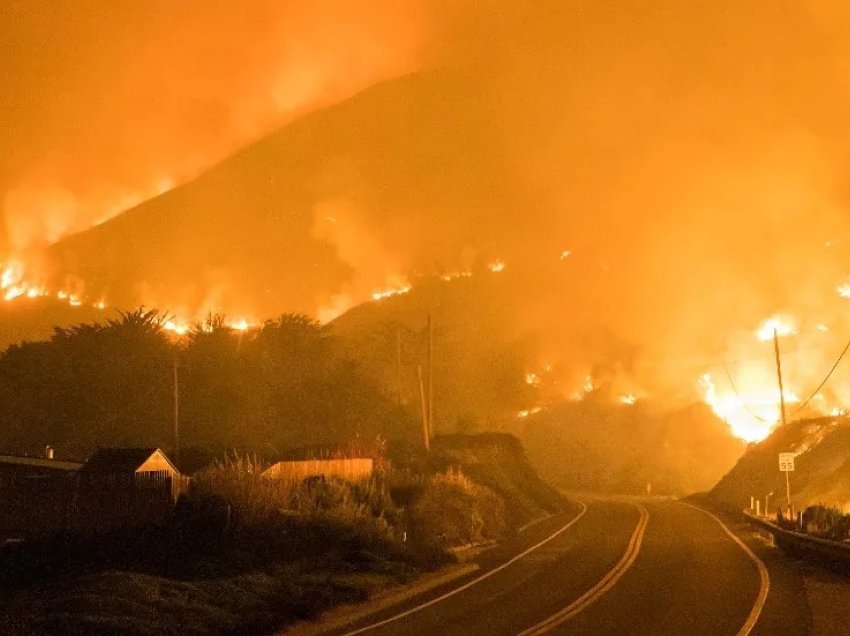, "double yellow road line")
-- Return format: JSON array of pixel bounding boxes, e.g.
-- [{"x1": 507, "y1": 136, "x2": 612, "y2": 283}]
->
[{"x1": 519, "y1": 504, "x2": 650, "y2": 635}]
